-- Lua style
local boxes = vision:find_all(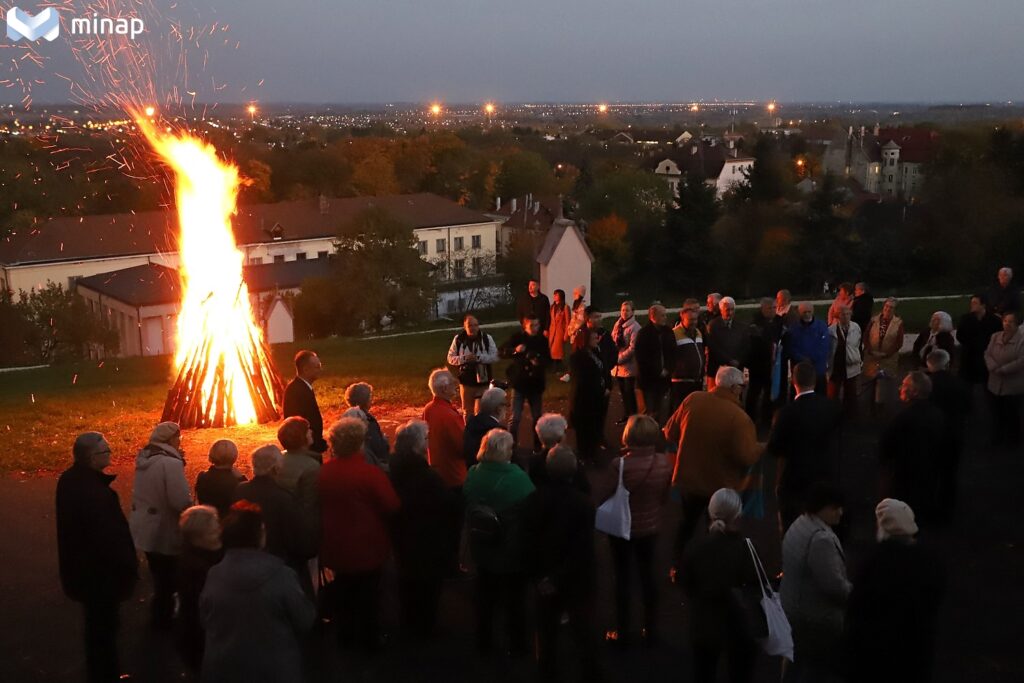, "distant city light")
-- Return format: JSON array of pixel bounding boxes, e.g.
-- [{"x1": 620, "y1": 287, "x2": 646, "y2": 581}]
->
[
  {"x1": 597, "y1": 103, "x2": 608, "y2": 113},
  {"x1": 247, "y1": 104, "x2": 257, "y2": 117},
  {"x1": 484, "y1": 102, "x2": 495, "y2": 115},
  {"x1": 690, "y1": 104, "x2": 699, "y2": 112},
  {"x1": 767, "y1": 102, "x2": 777, "y2": 113},
  {"x1": 430, "y1": 103, "x2": 443, "y2": 116}
]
